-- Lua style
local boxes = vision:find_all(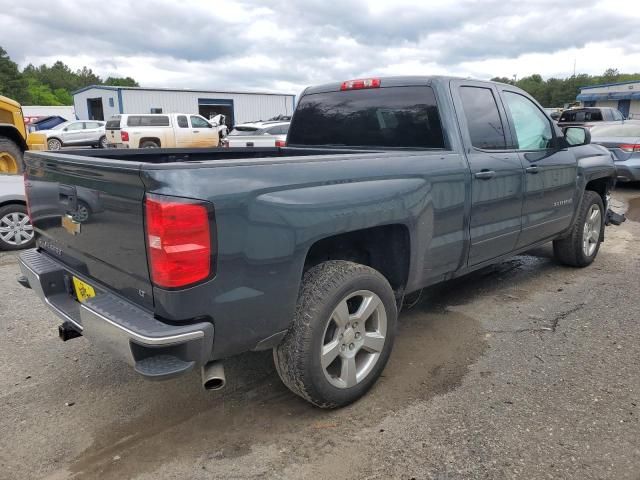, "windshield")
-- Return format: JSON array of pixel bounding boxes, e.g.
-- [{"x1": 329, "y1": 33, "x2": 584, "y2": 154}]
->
[
  {"x1": 591, "y1": 123, "x2": 640, "y2": 138},
  {"x1": 287, "y1": 85, "x2": 445, "y2": 149}
]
